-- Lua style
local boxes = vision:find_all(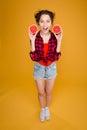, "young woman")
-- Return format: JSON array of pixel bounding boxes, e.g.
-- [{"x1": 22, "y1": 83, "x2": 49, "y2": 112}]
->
[{"x1": 28, "y1": 10, "x2": 63, "y2": 122}]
